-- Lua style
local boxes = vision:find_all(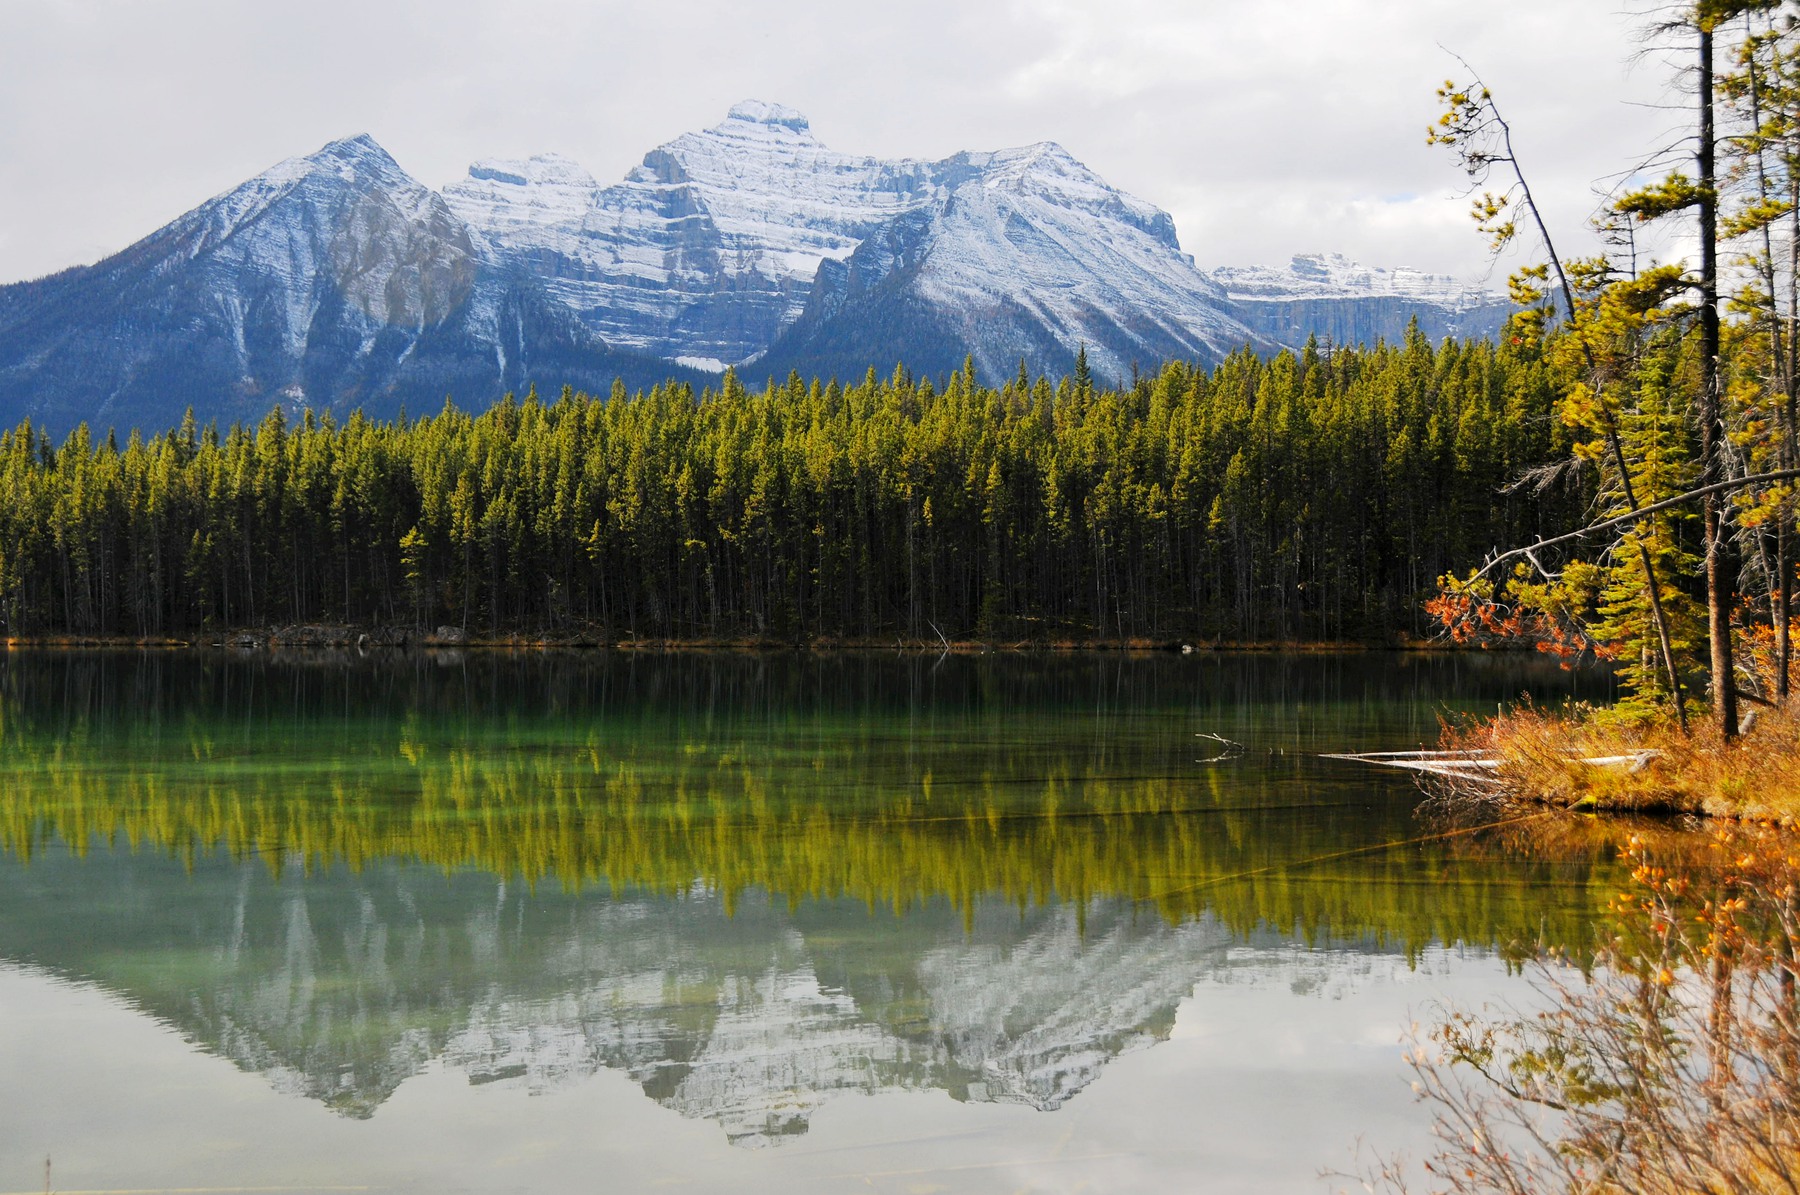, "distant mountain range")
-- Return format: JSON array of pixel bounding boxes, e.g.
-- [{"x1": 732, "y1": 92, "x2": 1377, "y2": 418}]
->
[{"x1": 0, "y1": 102, "x2": 1510, "y2": 434}]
